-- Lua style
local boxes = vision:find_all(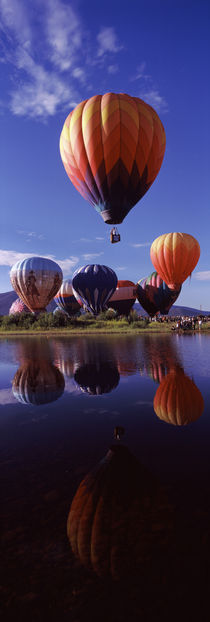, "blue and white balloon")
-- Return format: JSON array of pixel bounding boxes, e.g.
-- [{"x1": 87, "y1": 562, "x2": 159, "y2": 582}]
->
[{"x1": 72, "y1": 264, "x2": 118, "y2": 315}]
